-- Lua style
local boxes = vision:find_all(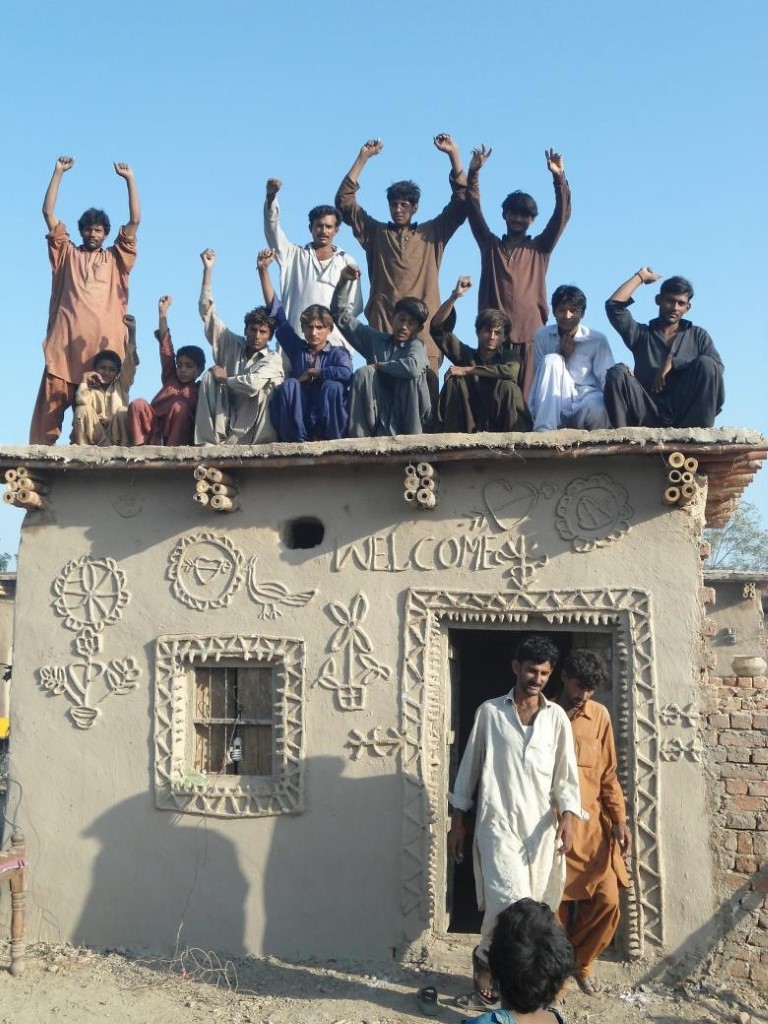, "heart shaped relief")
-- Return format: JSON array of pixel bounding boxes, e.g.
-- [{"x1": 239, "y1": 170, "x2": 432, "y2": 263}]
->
[{"x1": 482, "y1": 479, "x2": 540, "y2": 531}]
